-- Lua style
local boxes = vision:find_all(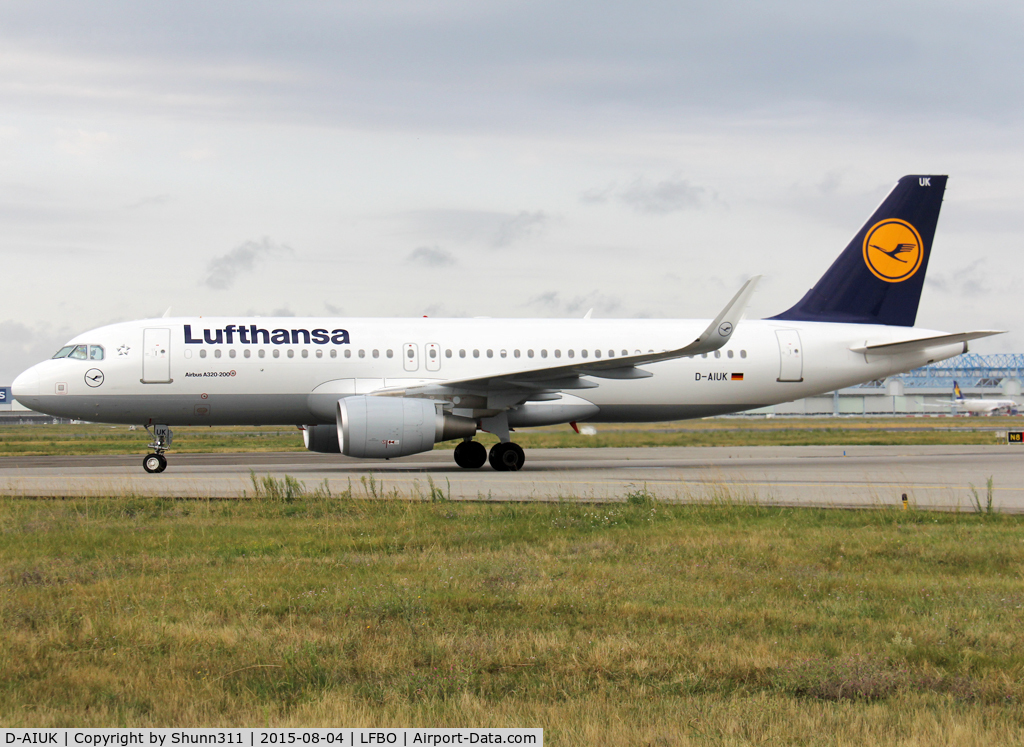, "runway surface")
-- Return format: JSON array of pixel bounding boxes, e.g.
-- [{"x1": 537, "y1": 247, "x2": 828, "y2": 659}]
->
[{"x1": 2, "y1": 445, "x2": 1022, "y2": 510}]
